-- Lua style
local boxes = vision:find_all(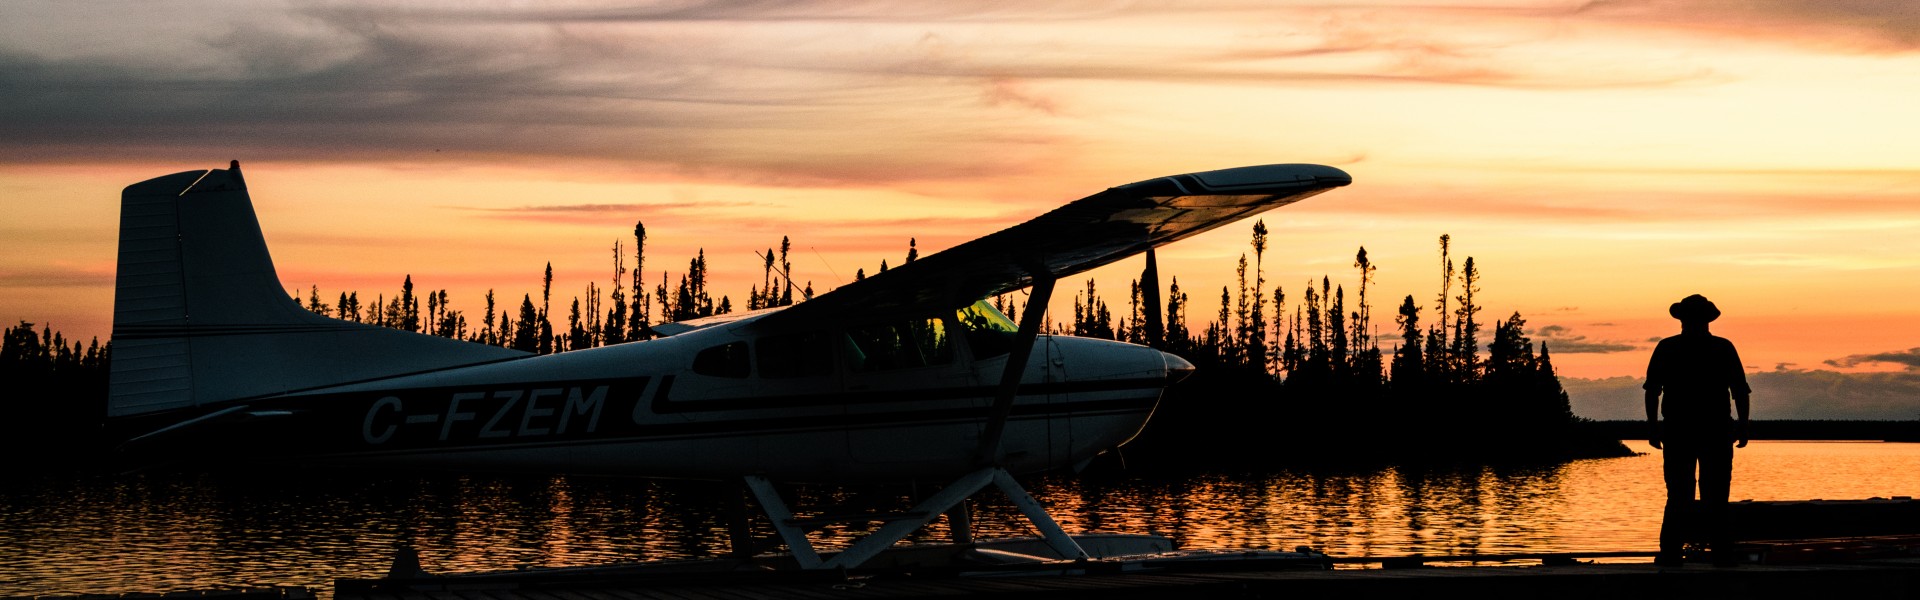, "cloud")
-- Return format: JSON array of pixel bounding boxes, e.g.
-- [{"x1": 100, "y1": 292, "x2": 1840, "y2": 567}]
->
[
  {"x1": 1564, "y1": 369, "x2": 1920, "y2": 421},
  {"x1": 1826, "y1": 347, "x2": 1920, "y2": 370},
  {"x1": 0, "y1": 1, "x2": 1724, "y2": 180},
  {"x1": 320, "y1": 1, "x2": 1141, "y2": 25},
  {"x1": 468, "y1": 202, "x2": 760, "y2": 213},
  {"x1": 0, "y1": 269, "x2": 114, "y2": 289},
  {"x1": 981, "y1": 77, "x2": 1063, "y2": 116},
  {"x1": 1533, "y1": 323, "x2": 1641, "y2": 354},
  {"x1": 1574, "y1": 0, "x2": 1920, "y2": 53},
  {"x1": 458, "y1": 201, "x2": 763, "y2": 225},
  {"x1": 0, "y1": 6, "x2": 1077, "y2": 185},
  {"x1": 1562, "y1": 375, "x2": 1647, "y2": 420}
]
